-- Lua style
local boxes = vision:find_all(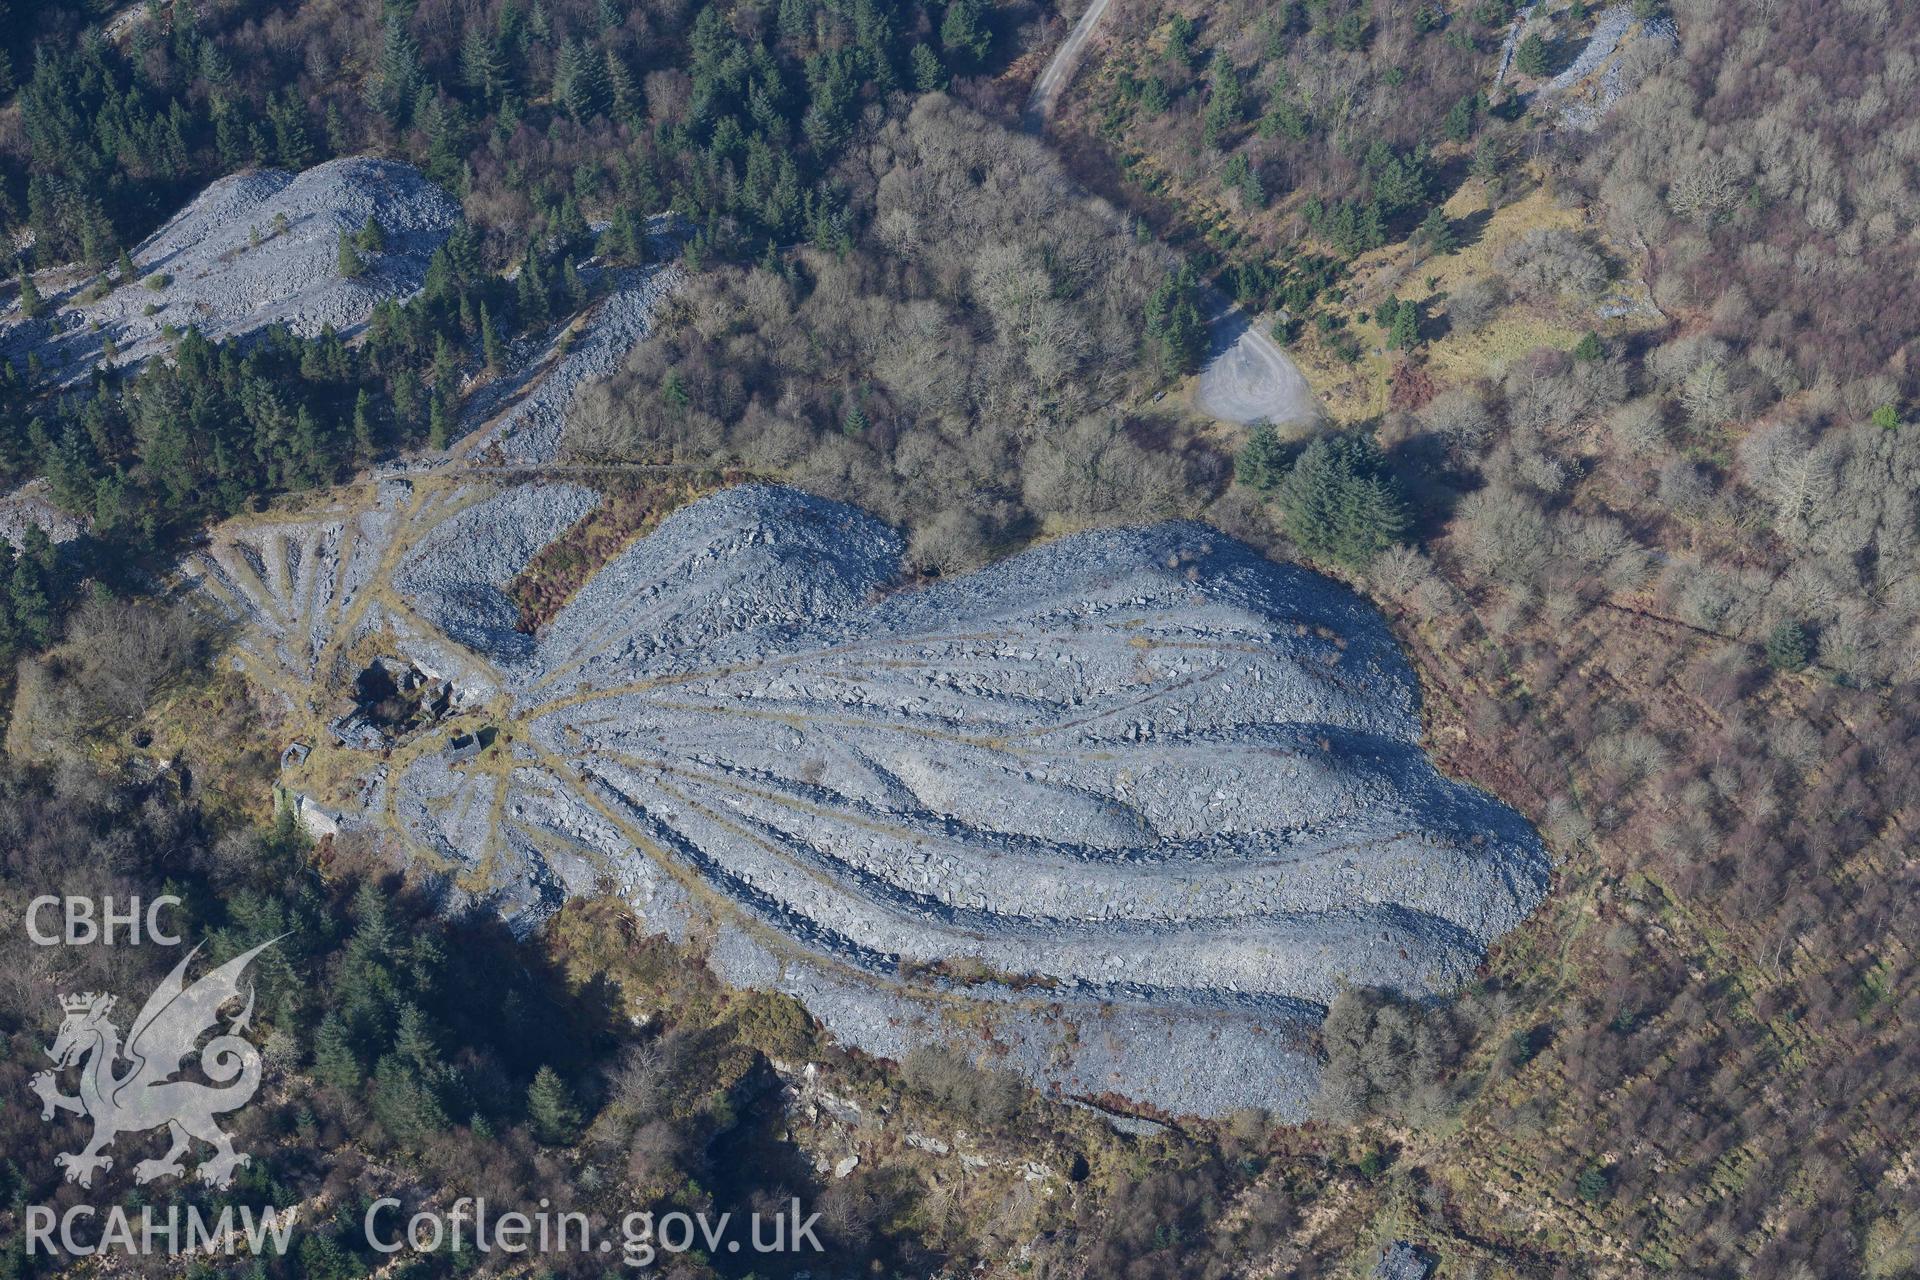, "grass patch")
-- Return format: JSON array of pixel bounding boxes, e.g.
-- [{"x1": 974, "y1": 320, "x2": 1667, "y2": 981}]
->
[{"x1": 506, "y1": 470, "x2": 735, "y2": 632}]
